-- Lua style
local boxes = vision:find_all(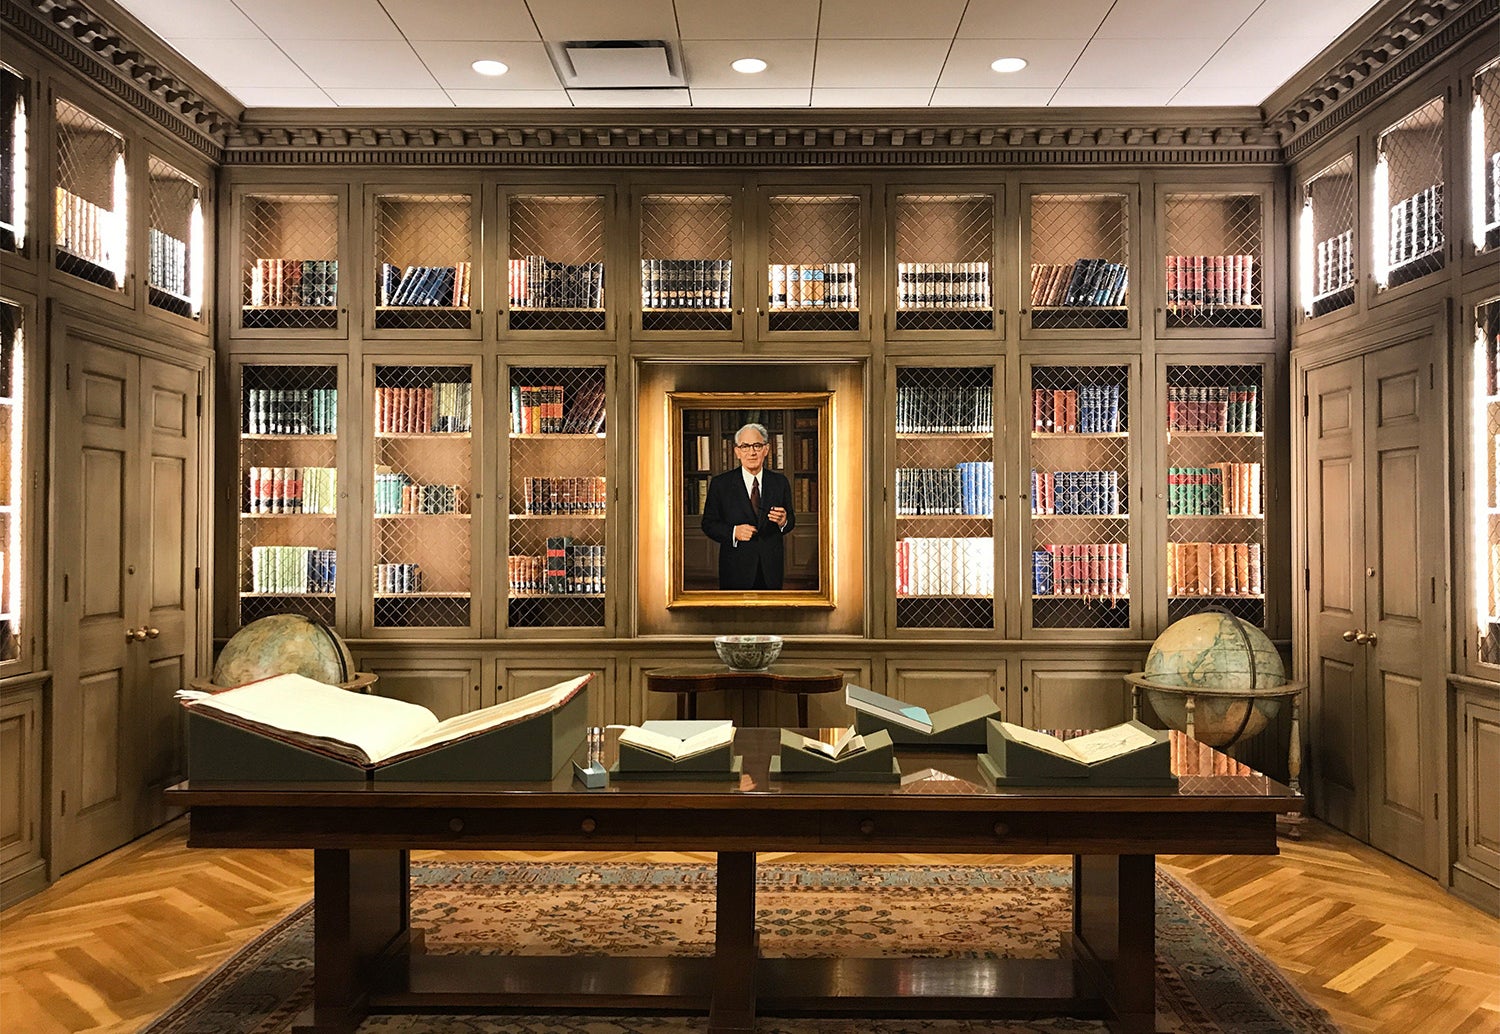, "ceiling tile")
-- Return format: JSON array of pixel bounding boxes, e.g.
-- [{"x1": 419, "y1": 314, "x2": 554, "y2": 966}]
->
[
  {"x1": 930, "y1": 86, "x2": 1059, "y2": 106},
  {"x1": 126, "y1": 0, "x2": 262, "y2": 38},
  {"x1": 675, "y1": 0, "x2": 819, "y2": 40},
  {"x1": 446, "y1": 89, "x2": 573, "y2": 106},
  {"x1": 810, "y1": 87, "x2": 937, "y2": 106},
  {"x1": 1063, "y1": 38, "x2": 1218, "y2": 89},
  {"x1": 956, "y1": 0, "x2": 1113, "y2": 40},
  {"x1": 322, "y1": 88, "x2": 454, "y2": 106},
  {"x1": 277, "y1": 39, "x2": 440, "y2": 89},
  {"x1": 1243, "y1": 0, "x2": 1383, "y2": 46},
  {"x1": 563, "y1": 88, "x2": 692, "y2": 106},
  {"x1": 1168, "y1": 85, "x2": 1266, "y2": 106},
  {"x1": 1186, "y1": 32, "x2": 1328, "y2": 90},
  {"x1": 1050, "y1": 86, "x2": 1179, "y2": 106},
  {"x1": 937, "y1": 39, "x2": 1088, "y2": 89},
  {"x1": 524, "y1": 0, "x2": 681, "y2": 43},
  {"x1": 411, "y1": 41, "x2": 561, "y2": 90},
  {"x1": 229, "y1": 87, "x2": 337, "y2": 107},
  {"x1": 379, "y1": 0, "x2": 540, "y2": 41},
  {"x1": 688, "y1": 88, "x2": 813, "y2": 107},
  {"x1": 813, "y1": 40, "x2": 952, "y2": 89},
  {"x1": 681, "y1": 40, "x2": 815, "y2": 90},
  {"x1": 1095, "y1": 0, "x2": 1261, "y2": 39},
  {"x1": 163, "y1": 37, "x2": 314, "y2": 89},
  {"x1": 818, "y1": 0, "x2": 969, "y2": 39},
  {"x1": 235, "y1": 0, "x2": 402, "y2": 40}
]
